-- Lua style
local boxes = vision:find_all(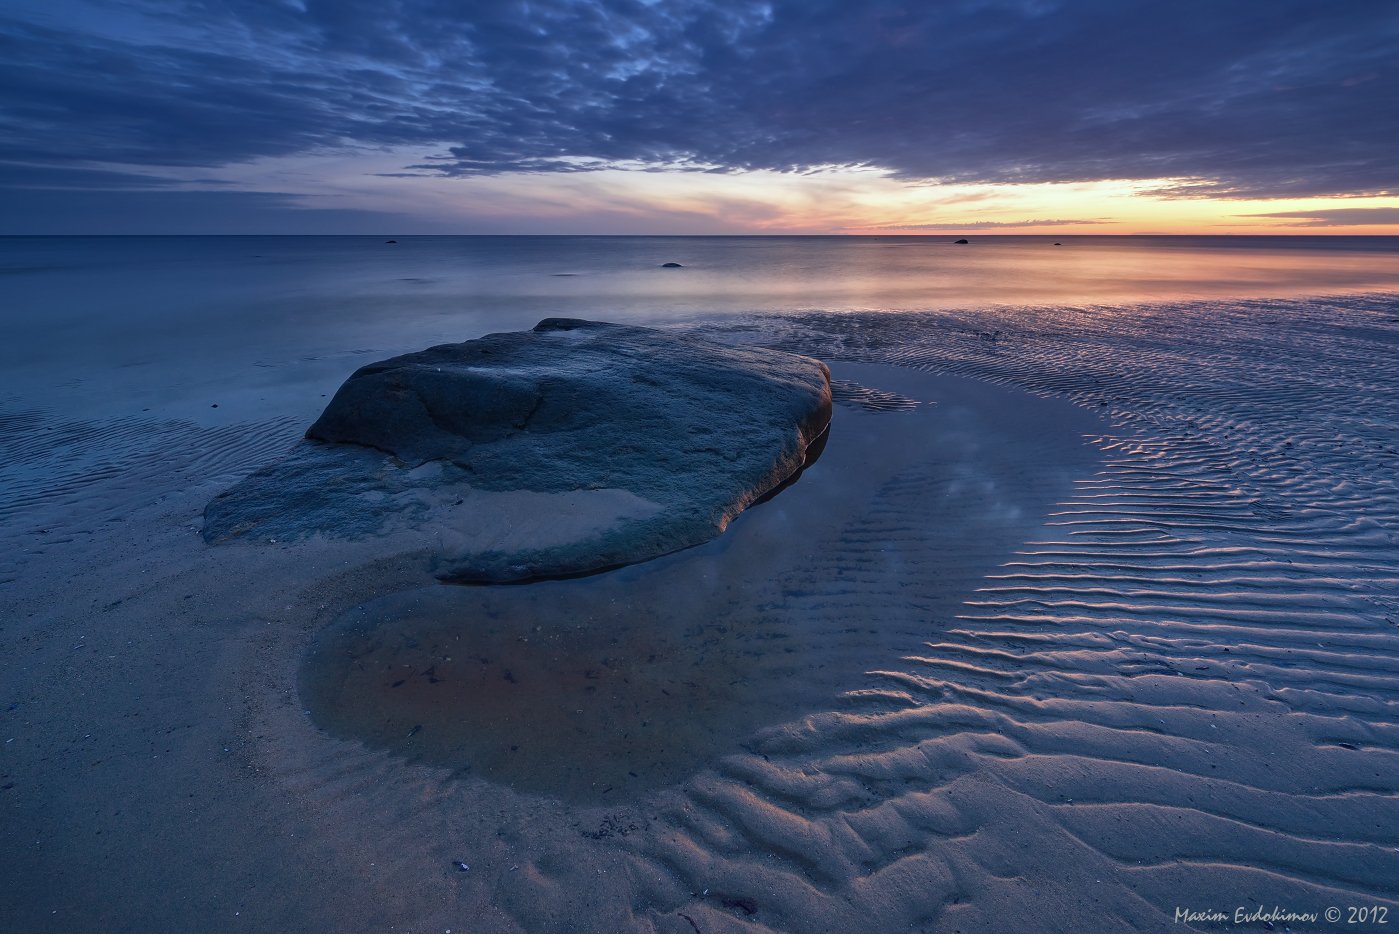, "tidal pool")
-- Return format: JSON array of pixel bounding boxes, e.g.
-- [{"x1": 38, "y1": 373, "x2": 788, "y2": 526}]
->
[{"x1": 298, "y1": 363, "x2": 1103, "y2": 801}]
